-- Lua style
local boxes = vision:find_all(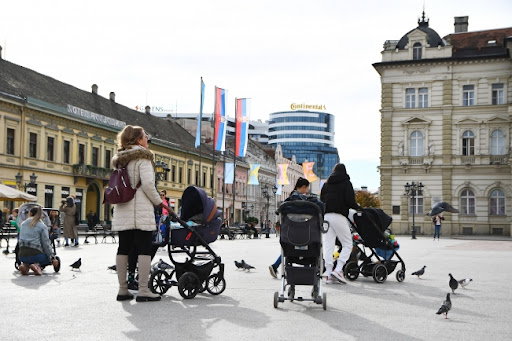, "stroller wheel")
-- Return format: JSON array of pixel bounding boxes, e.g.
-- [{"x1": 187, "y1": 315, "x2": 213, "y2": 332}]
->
[
  {"x1": 178, "y1": 272, "x2": 200, "y2": 299},
  {"x1": 273, "y1": 291, "x2": 279, "y2": 308},
  {"x1": 14, "y1": 260, "x2": 20, "y2": 270},
  {"x1": 396, "y1": 270, "x2": 405, "y2": 282},
  {"x1": 344, "y1": 261, "x2": 359, "y2": 281},
  {"x1": 198, "y1": 280, "x2": 207, "y2": 293},
  {"x1": 150, "y1": 270, "x2": 171, "y2": 295},
  {"x1": 372, "y1": 264, "x2": 388, "y2": 283},
  {"x1": 206, "y1": 274, "x2": 226, "y2": 295}
]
